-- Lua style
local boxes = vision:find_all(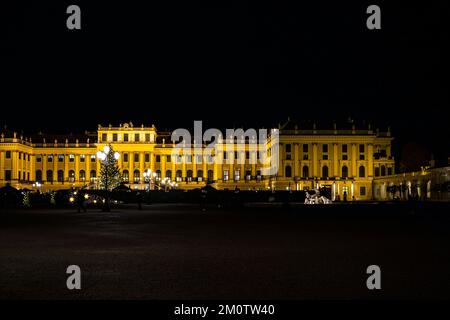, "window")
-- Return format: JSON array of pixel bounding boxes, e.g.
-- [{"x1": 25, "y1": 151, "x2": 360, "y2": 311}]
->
[
  {"x1": 285, "y1": 166, "x2": 292, "y2": 178},
  {"x1": 342, "y1": 154, "x2": 348, "y2": 160},
  {"x1": 123, "y1": 153, "x2": 129, "y2": 162},
  {"x1": 91, "y1": 155, "x2": 96, "y2": 162},
  {"x1": 36, "y1": 155, "x2": 42, "y2": 162},
  {"x1": 134, "y1": 153, "x2": 139, "y2": 162},
  {"x1": 246, "y1": 151, "x2": 250, "y2": 160},
  {"x1": 176, "y1": 170, "x2": 182, "y2": 181},
  {"x1": 286, "y1": 144, "x2": 291, "y2": 153},
  {"x1": 223, "y1": 170, "x2": 229, "y2": 181},
  {"x1": 342, "y1": 166, "x2": 348, "y2": 178},
  {"x1": 197, "y1": 170, "x2": 203, "y2": 181},
  {"x1": 69, "y1": 154, "x2": 75, "y2": 162},
  {"x1": 48, "y1": 155, "x2": 53, "y2": 162},
  {"x1": 59, "y1": 154, "x2": 64, "y2": 162},
  {"x1": 133, "y1": 170, "x2": 140, "y2": 183},
  {"x1": 359, "y1": 166, "x2": 365, "y2": 177},
  {"x1": 113, "y1": 133, "x2": 118, "y2": 142},
  {"x1": 186, "y1": 155, "x2": 192, "y2": 163},
  {"x1": 47, "y1": 170, "x2": 53, "y2": 182},
  {"x1": 145, "y1": 153, "x2": 150, "y2": 162},
  {"x1": 360, "y1": 186, "x2": 366, "y2": 196},
  {"x1": 5, "y1": 170, "x2": 11, "y2": 181},
  {"x1": 80, "y1": 154, "x2": 85, "y2": 162},
  {"x1": 342, "y1": 144, "x2": 348, "y2": 153},
  {"x1": 223, "y1": 152, "x2": 228, "y2": 160},
  {"x1": 166, "y1": 155, "x2": 171, "y2": 163},
  {"x1": 124, "y1": 134, "x2": 129, "y2": 142},
  {"x1": 102, "y1": 133, "x2": 107, "y2": 142},
  {"x1": 35, "y1": 170, "x2": 42, "y2": 182},
  {"x1": 28, "y1": 154, "x2": 30, "y2": 161},
  {"x1": 245, "y1": 170, "x2": 251, "y2": 180},
  {"x1": 165, "y1": 170, "x2": 172, "y2": 179},
  {"x1": 234, "y1": 151, "x2": 239, "y2": 160},
  {"x1": 5, "y1": 151, "x2": 11, "y2": 159},
  {"x1": 322, "y1": 154, "x2": 328, "y2": 160},
  {"x1": 322, "y1": 166, "x2": 329, "y2": 178},
  {"x1": 18, "y1": 153, "x2": 21, "y2": 160},
  {"x1": 156, "y1": 155, "x2": 161, "y2": 162},
  {"x1": 302, "y1": 166, "x2": 309, "y2": 178},
  {"x1": 27, "y1": 172, "x2": 30, "y2": 181},
  {"x1": 122, "y1": 170, "x2": 129, "y2": 182},
  {"x1": 68, "y1": 170, "x2": 75, "y2": 182},
  {"x1": 57, "y1": 170, "x2": 64, "y2": 183},
  {"x1": 381, "y1": 165, "x2": 386, "y2": 176},
  {"x1": 145, "y1": 133, "x2": 150, "y2": 142},
  {"x1": 79, "y1": 170, "x2": 86, "y2": 182},
  {"x1": 303, "y1": 154, "x2": 309, "y2": 160},
  {"x1": 286, "y1": 154, "x2": 291, "y2": 160},
  {"x1": 135, "y1": 133, "x2": 140, "y2": 142},
  {"x1": 90, "y1": 170, "x2": 96, "y2": 182},
  {"x1": 388, "y1": 167, "x2": 393, "y2": 176},
  {"x1": 18, "y1": 171, "x2": 21, "y2": 181},
  {"x1": 375, "y1": 167, "x2": 380, "y2": 177},
  {"x1": 322, "y1": 144, "x2": 328, "y2": 153},
  {"x1": 234, "y1": 170, "x2": 240, "y2": 181},
  {"x1": 207, "y1": 170, "x2": 214, "y2": 181},
  {"x1": 187, "y1": 170, "x2": 193, "y2": 182},
  {"x1": 303, "y1": 144, "x2": 308, "y2": 153},
  {"x1": 359, "y1": 144, "x2": 365, "y2": 153},
  {"x1": 359, "y1": 154, "x2": 365, "y2": 160}
]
